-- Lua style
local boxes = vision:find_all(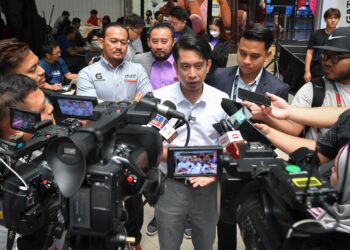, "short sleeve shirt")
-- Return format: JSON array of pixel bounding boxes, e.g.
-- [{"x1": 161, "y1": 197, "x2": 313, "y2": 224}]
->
[
  {"x1": 39, "y1": 58, "x2": 70, "y2": 84},
  {"x1": 77, "y1": 57, "x2": 153, "y2": 102},
  {"x1": 316, "y1": 109, "x2": 350, "y2": 160}
]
